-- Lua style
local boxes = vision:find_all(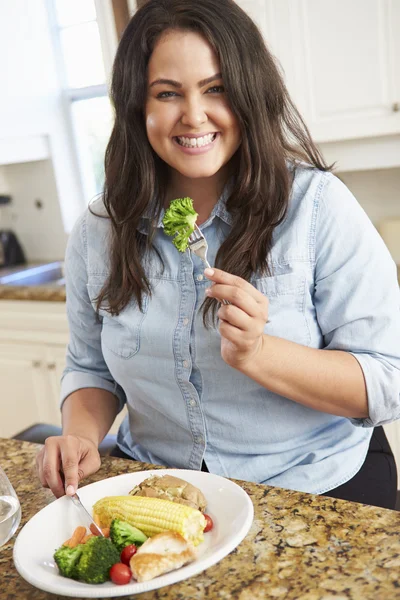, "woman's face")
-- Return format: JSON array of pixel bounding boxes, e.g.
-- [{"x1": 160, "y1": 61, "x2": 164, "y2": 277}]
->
[{"x1": 145, "y1": 30, "x2": 241, "y2": 181}]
